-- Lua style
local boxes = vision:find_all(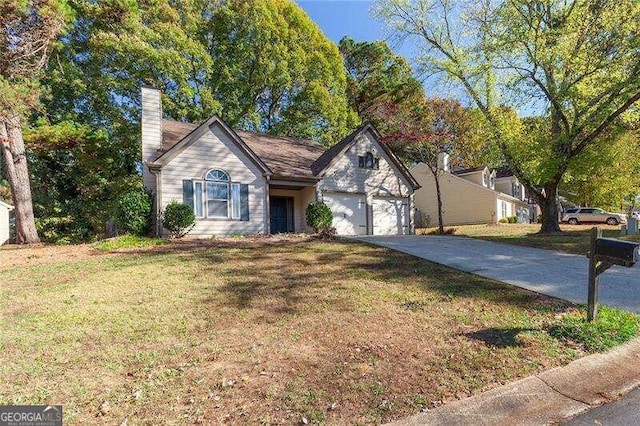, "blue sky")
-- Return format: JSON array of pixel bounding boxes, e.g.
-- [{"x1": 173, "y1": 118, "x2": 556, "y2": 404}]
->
[{"x1": 296, "y1": 1, "x2": 384, "y2": 44}]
